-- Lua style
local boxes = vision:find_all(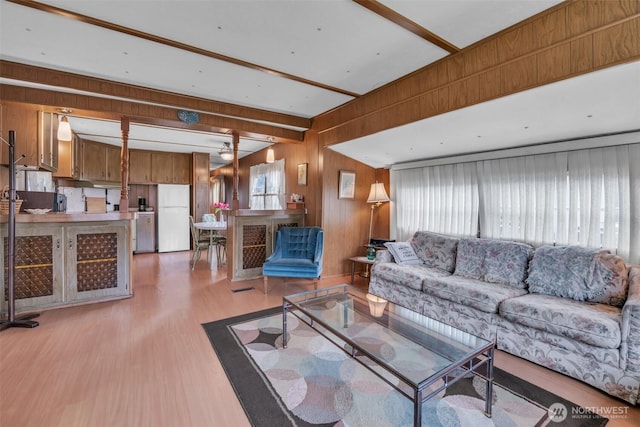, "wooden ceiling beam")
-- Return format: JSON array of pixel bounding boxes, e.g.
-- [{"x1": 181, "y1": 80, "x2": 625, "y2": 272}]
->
[
  {"x1": 7, "y1": 0, "x2": 360, "y2": 99},
  {"x1": 353, "y1": 0, "x2": 459, "y2": 54},
  {"x1": 0, "y1": 60, "x2": 310, "y2": 130},
  {"x1": 0, "y1": 85, "x2": 305, "y2": 143}
]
